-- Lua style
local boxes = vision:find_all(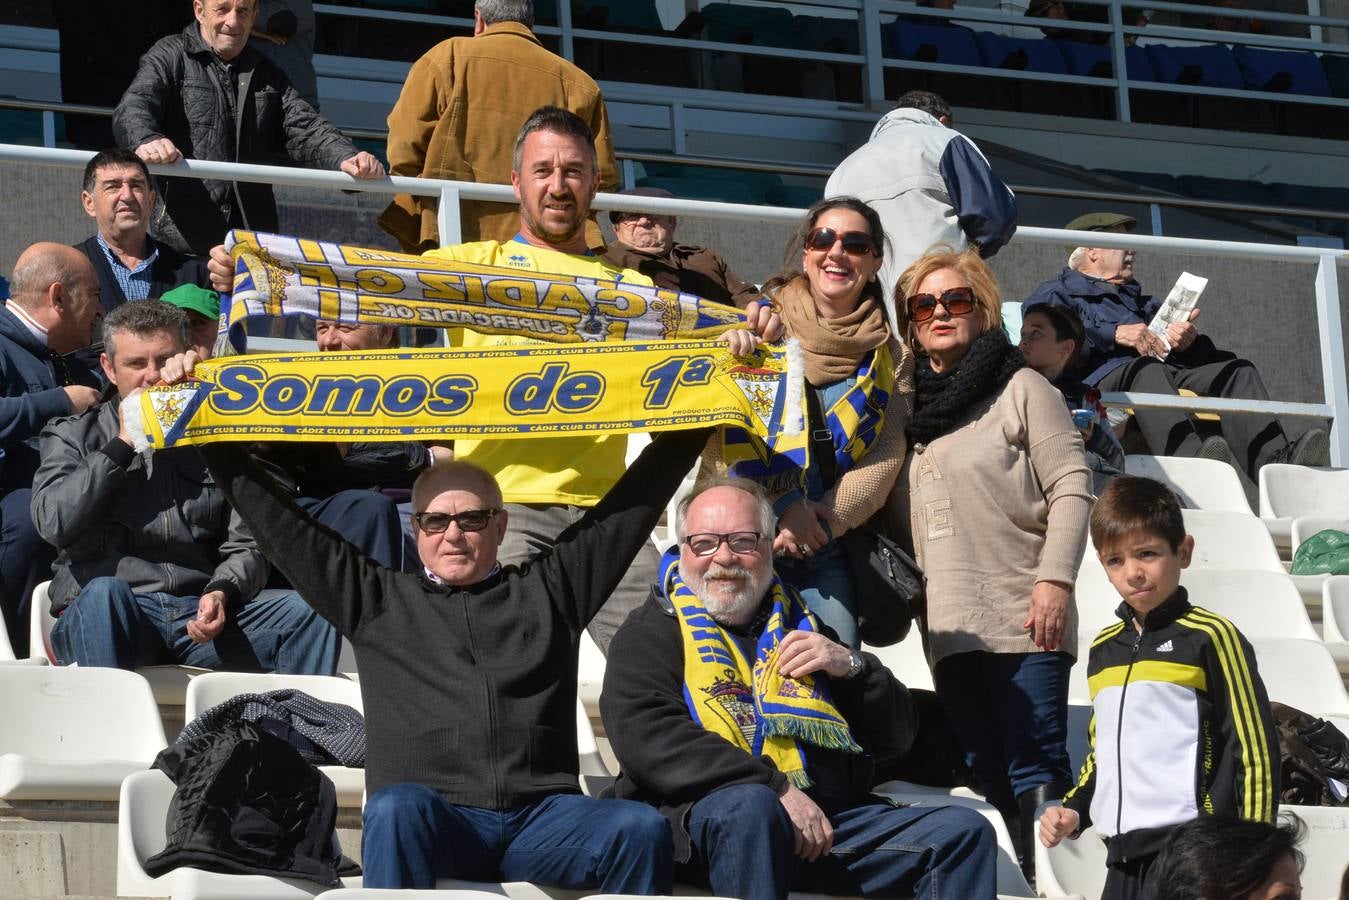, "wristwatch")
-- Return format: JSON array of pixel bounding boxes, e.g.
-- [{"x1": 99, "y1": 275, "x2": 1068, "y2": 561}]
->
[{"x1": 844, "y1": 650, "x2": 867, "y2": 680}]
